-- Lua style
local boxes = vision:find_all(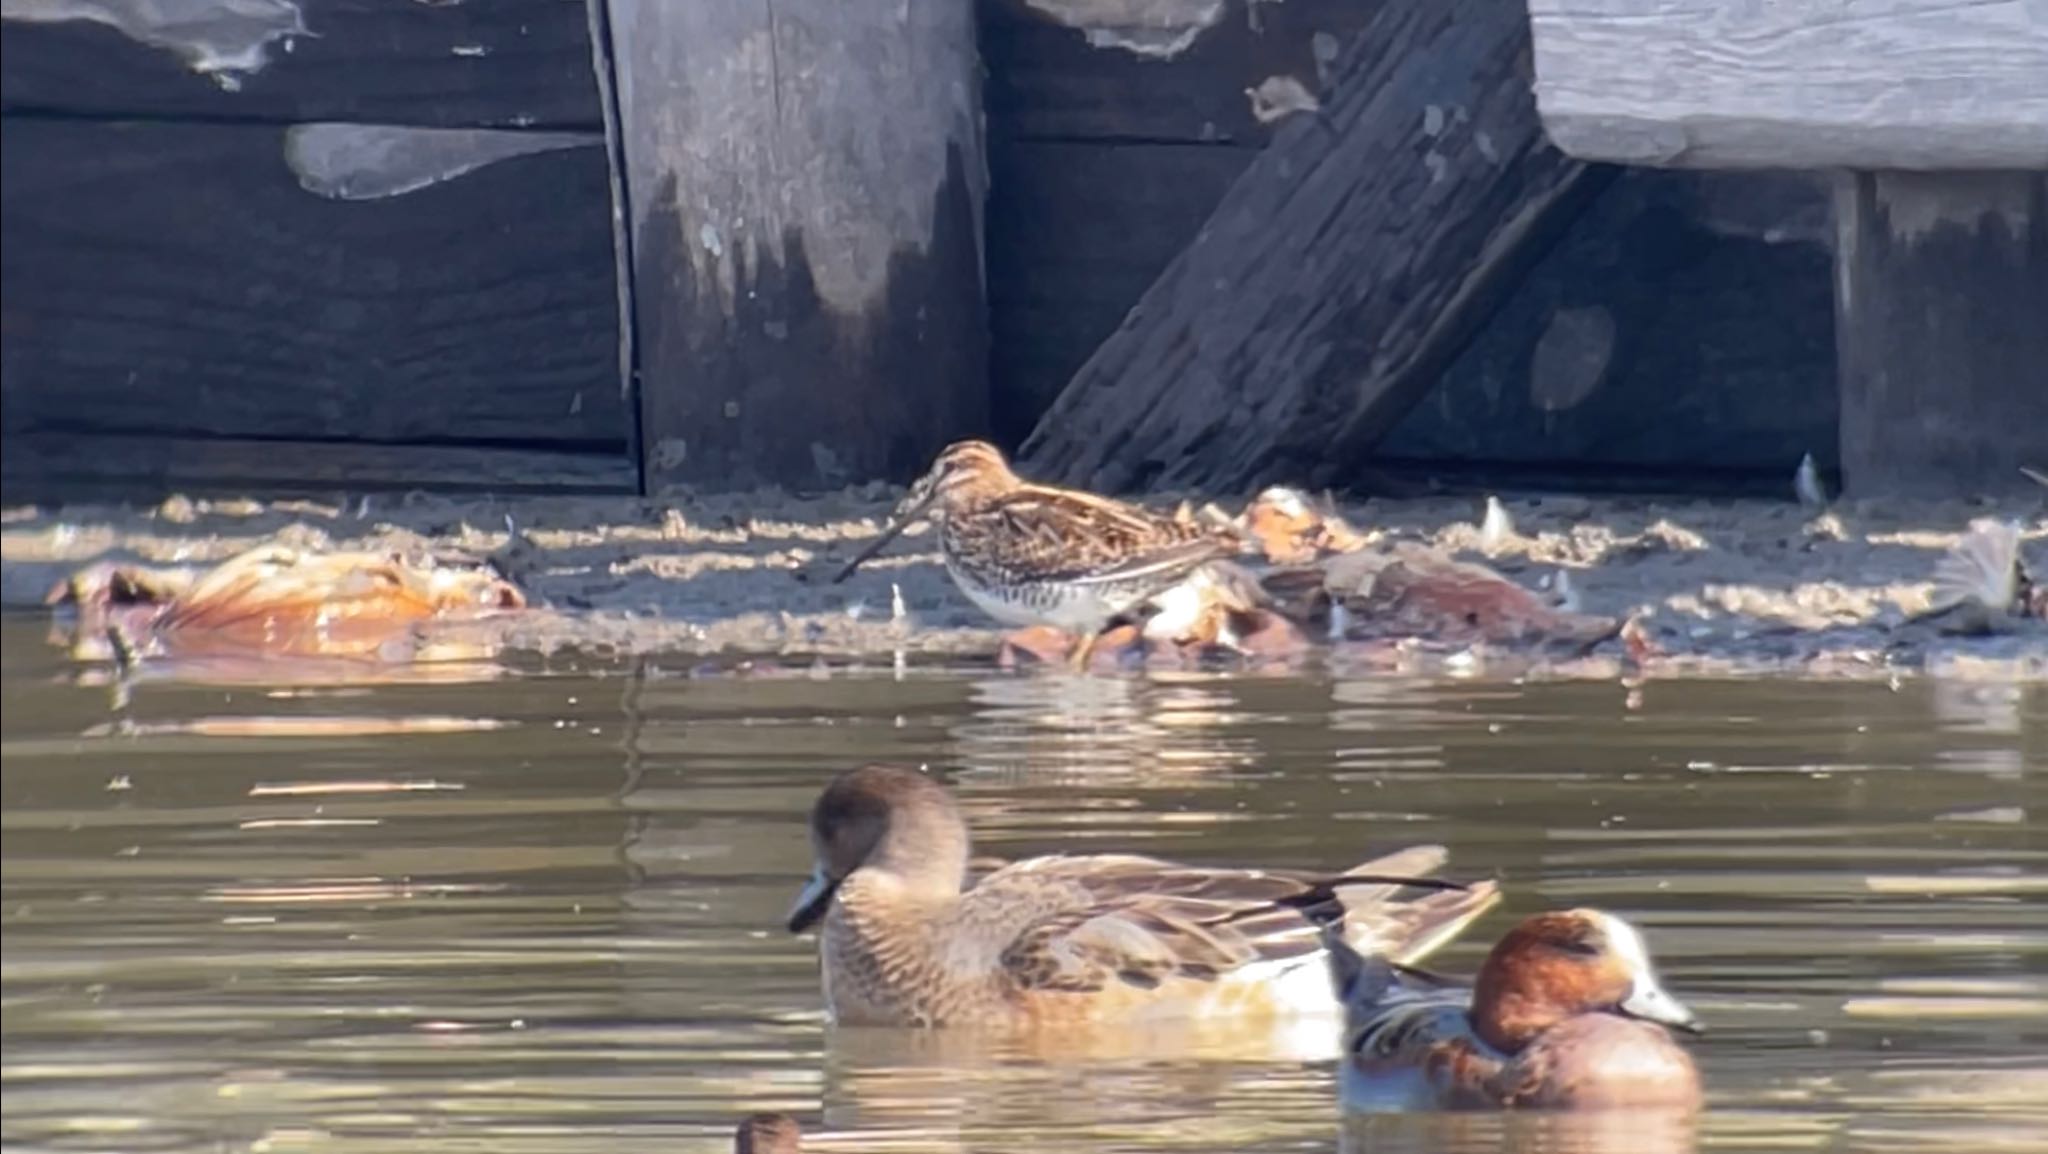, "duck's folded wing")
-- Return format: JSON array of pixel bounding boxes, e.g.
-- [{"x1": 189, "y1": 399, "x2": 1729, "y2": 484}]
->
[
  {"x1": 984, "y1": 855, "x2": 1447, "y2": 993},
  {"x1": 997, "y1": 891, "x2": 1305, "y2": 992}
]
